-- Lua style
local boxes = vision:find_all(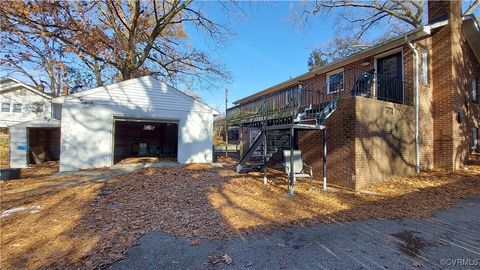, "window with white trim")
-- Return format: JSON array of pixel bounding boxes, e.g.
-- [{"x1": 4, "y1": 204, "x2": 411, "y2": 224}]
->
[
  {"x1": 473, "y1": 128, "x2": 478, "y2": 150},
  {"x1": 13, "y1": 103, "x2": 22, "y2": 113},
  {"x1": 327, "y1": 69, "x2": 344, "y2": 94},
  {"x1": 472, "y1": 77, "x2": 478, "y2": 102},
  {"x1": 1, "y1": 103, "x2": 10, "y2": 112},
  {"x1": 421, "y1": 49, "x2": 428, "y2": 85}
]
